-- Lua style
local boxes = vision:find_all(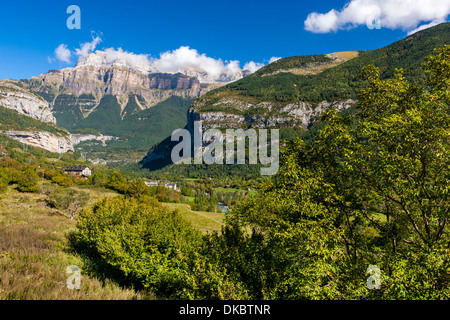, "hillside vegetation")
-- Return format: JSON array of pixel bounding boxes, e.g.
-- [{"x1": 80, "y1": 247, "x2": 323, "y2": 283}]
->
[
  {"x1": 194, "y1": 22, "x2": 450, "y2": 108},
  {"x1": 73, "y1": 96, "x2": 194, "y2": 162},
  {"x1": 0, "y1": 105, "x2": 68, "y2": 136}
]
